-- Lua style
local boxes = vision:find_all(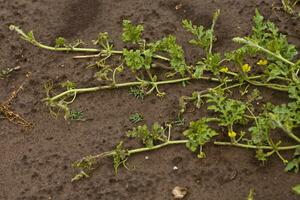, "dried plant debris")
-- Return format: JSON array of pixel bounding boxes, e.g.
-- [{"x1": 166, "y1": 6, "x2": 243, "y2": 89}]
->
[
  {"x1": 0, "y1": 66, "x2": 20, "y2": 79},
  {"x1": 0, "y1": 72, "x2": 32, "y2": 128}
]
